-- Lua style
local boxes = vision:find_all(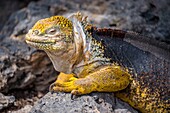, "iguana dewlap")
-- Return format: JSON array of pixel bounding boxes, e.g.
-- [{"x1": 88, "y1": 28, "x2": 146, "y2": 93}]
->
[{"x1": 25, "y1": 12, "x2": 170, "y2": 113}]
